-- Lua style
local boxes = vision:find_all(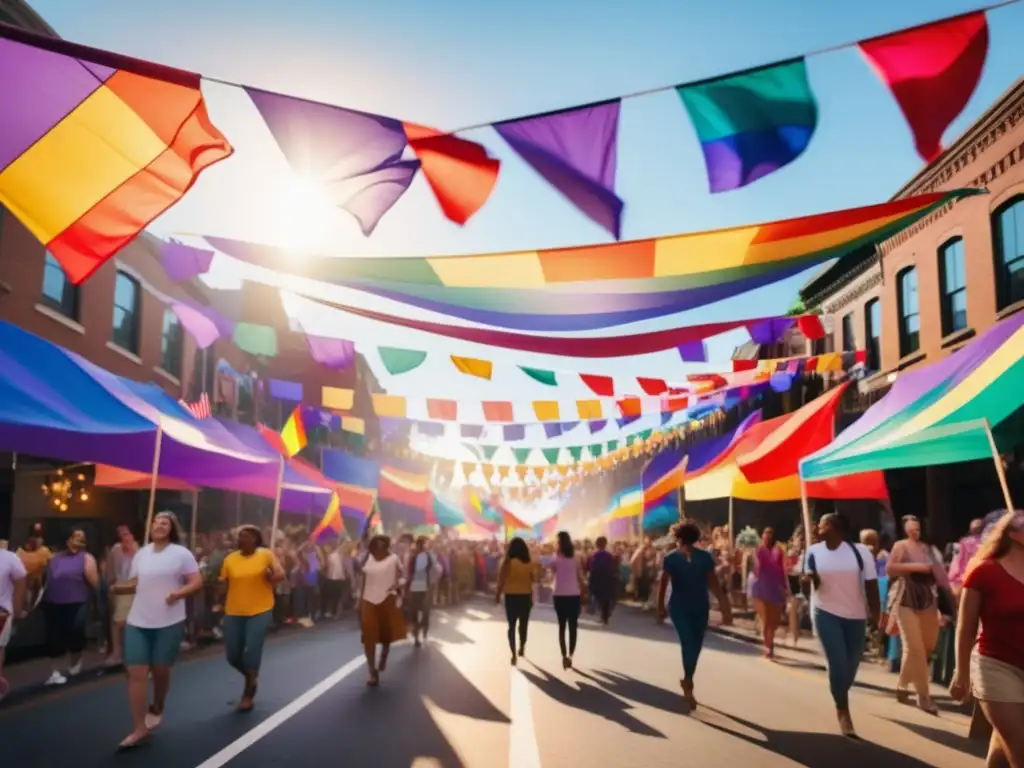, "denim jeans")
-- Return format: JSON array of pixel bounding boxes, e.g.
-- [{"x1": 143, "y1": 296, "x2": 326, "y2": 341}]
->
[
  {"x1": 223, "y1": 610, "x2": 273, "y2": 673},
  {"x1": 814, "y1": 607, "x2": 866, "y2": 709}
]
